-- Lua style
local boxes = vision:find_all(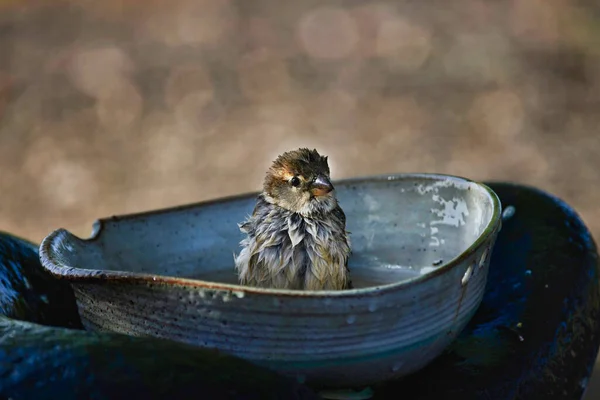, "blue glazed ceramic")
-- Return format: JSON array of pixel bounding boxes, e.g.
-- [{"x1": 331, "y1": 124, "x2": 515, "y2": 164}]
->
[{"x1": 38, "y1": 173, "x2": 501, "y2": 388}]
